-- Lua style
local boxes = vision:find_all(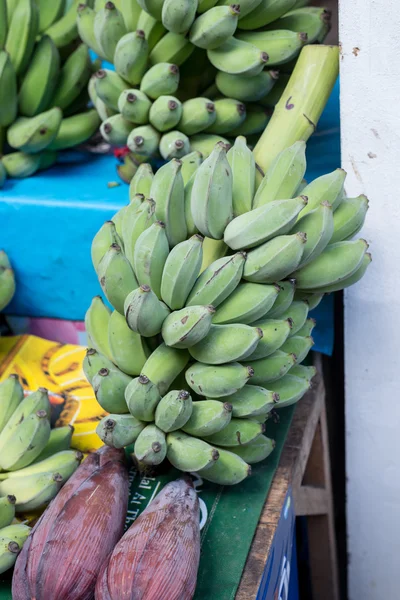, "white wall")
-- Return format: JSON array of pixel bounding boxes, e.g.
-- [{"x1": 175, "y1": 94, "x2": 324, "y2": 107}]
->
[{"x1": 340, "y1": 1, "x2": 400, "y2": 598}]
